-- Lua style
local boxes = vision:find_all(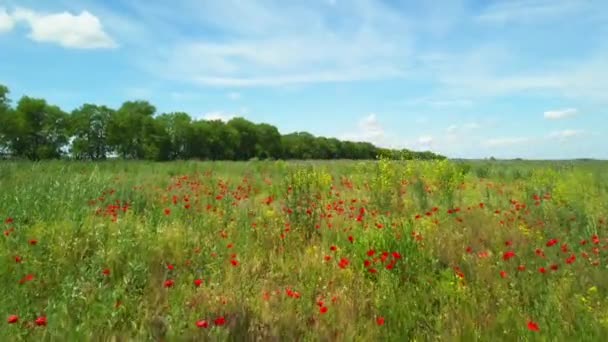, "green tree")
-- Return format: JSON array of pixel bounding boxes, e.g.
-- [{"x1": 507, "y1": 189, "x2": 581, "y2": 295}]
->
[
  {"x1": 227, "y1": 117, "x2": 258, "y2": 160},
  {"x1": 9, "y1": 97, "x2": 69, "y2": 160},
  {"x1": 0, "y1": 85, "x2": 13, "y2": 156},
  {"x1": 107, "y1": 101, "x2": 156, "y2": 159},
  {"x1": 215, "y1": 121, "x2": 240, "y2": 160},
  {"x1": 282, "y1": 132, "x2": 316, "y2": 159},
  {"x1": 255, "y1": 123, "x2": 282, "y2": 159},
  {"x1": 69, "y1": 104, "x2": 113, "y2": 160},
  {"x1": 156, "y1": 112, "x2": 193, "y2": 160},
  {"x1": 189, "y1": 120, "x2": 213, "y2": 160}
]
